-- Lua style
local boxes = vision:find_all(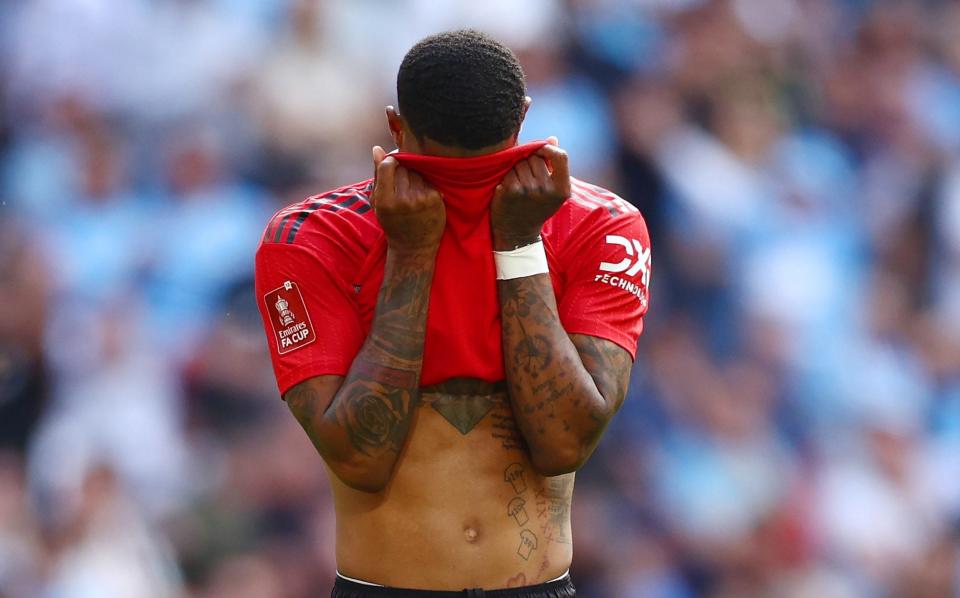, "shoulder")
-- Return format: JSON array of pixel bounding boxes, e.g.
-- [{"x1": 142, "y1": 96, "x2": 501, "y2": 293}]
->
[
  {"x1": 256, "y1": 179, "x2": 377, "y2": 277},
  {"x1": 260, "y1": 179, "x2": 375, "y2": 248},
  {"x1": 566, "y1": 177, "x2": 641, "y2": 220},
  {"x1": 546, "y1": 177, "x2": 648, "y2": 250}
]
